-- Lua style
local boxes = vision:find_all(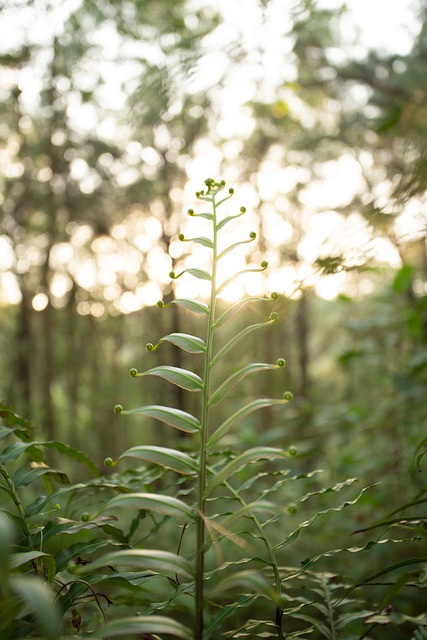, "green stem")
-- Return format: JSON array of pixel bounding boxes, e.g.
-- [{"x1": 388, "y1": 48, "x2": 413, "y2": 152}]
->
[
  {"x1": 0, "y1": 462, "x2": 45, "y2": 577},
  {"x1": 224, "y1": 478, "x2": 285, "y2": 640},
  {"x1": 0, "y1": 462, "x2": 34, "y2": 550},
  {"x1": 322, "y1": 575, "x2": 336, "y2": 640},
  {"x1": 194, "y1": 187, "x2": 219, "y2": 639}
]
